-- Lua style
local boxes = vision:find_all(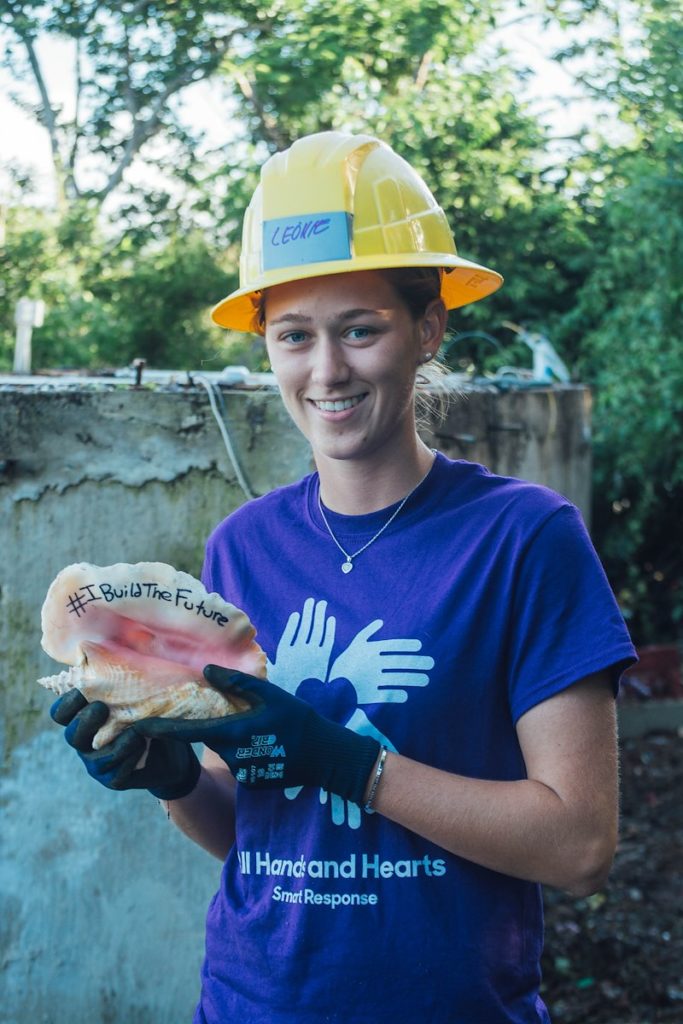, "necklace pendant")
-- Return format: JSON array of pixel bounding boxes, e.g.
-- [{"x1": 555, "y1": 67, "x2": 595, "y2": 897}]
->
[{"x1": 341, "y1": 559, "x2": 353, "y2": 574}]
